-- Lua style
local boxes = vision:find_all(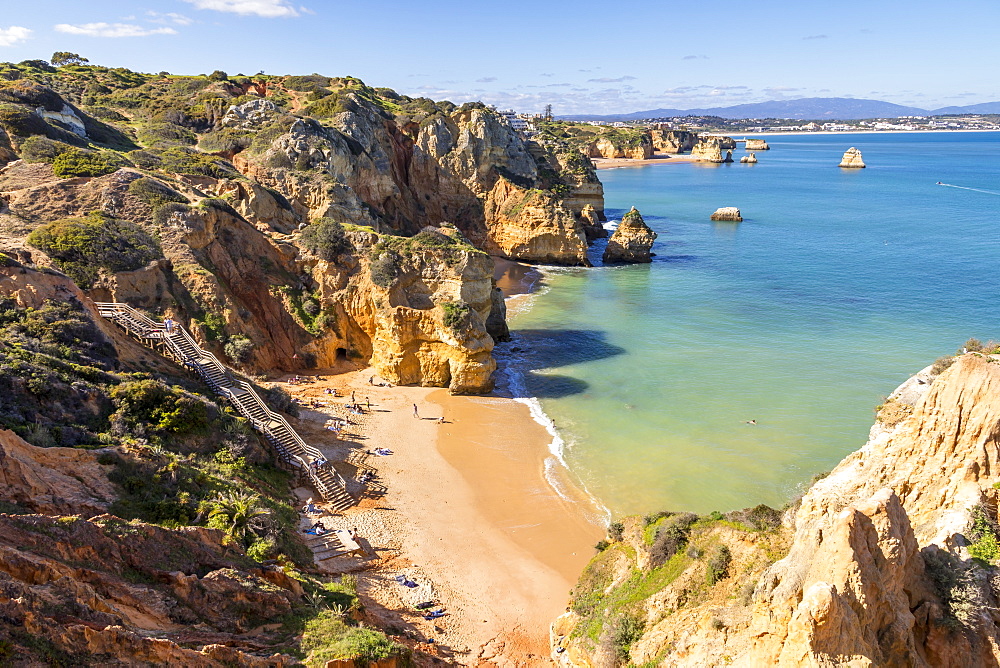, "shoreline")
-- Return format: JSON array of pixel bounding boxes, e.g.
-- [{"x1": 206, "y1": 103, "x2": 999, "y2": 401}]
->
[
  {"x1": 592, "y1": 152, "x2": 700, "y2": 170},
  {"x1": 280, "y1": 275, "x2": 604, "y2": 663},
  {"x1": 591, "y1": 129, "x2": 1000, "y2": 169}
]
